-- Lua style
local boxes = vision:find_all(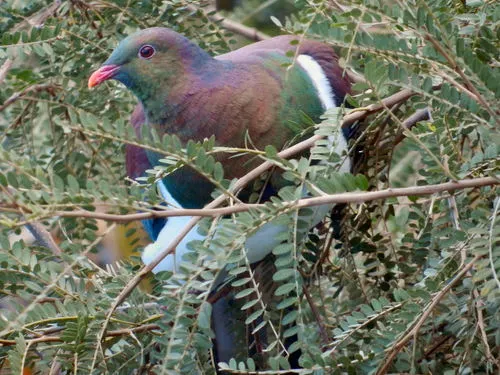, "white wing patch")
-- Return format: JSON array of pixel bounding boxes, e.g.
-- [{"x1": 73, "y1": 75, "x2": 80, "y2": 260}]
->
[
  {"x1": 297, "y1": 54, "x2": 351, "y2": 173},
  {"x1": 297, "y1": 54, "x2": 336, "y2": 110},
  {"x1": 141, "y1": 181, "x2": 204, "y2": 273}
]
